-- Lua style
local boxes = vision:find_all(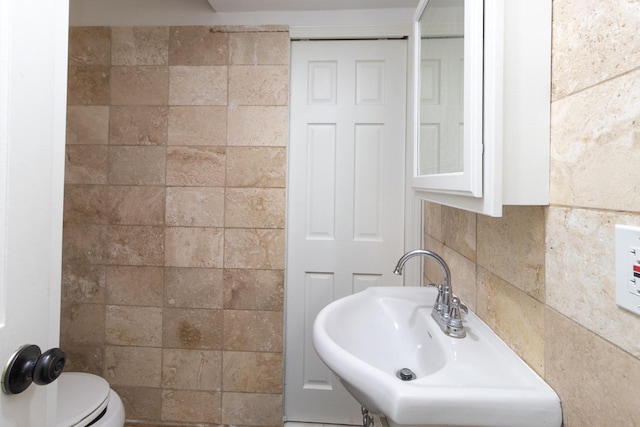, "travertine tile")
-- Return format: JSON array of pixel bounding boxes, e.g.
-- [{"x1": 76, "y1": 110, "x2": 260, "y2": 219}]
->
[
  {"x1": 551, "y1": 0, "x2": 640, "y2": 99},
  {"x1": 225, "y1": 188, "x2": 285, "y2": 228},
  {"x1": 441, "y1": 206, "x2": 476, "y2": 262},
  {"x1": 229, "y1": 65, "x2": 288, "y2": 106},
  {"x1": 162, "y1": 349, "x2": 222, "y2": 390},
  {"x1": 68, "y1": 27, "x2": 111, "y2": 66},
  {"x1": 162, "y1": 308, "x2": 223, "y2": 350},
  {"x1": 442, "y1": 245, "x2": 477, "y2": 312},
  {"x1": 168, "y1": 66, "x2": 227, "y2": 105},
  {"x1": 113, "y1": 386, "x2": 162, "y2": 422},
  {"x1": 229, "y1": 32, "x2": 290, "y2": 65},
  {"x1": 64, "y1": 145, "x2": 108, "y2": 184},
  {"x1": 164, "y1": 267, "x2": 224, "y2": 309},
  {"x1": 106, "y1": 305, "x2": 162, "y2": 346},
  {"x1": 227, "y1": 106, "x2": 288, "y2": 146},
  {"x1": 108, "y1": 146, "x2": 166, "y2": 185},
  {"x1": 223, "y1": 310, "x2": 283, "y2": 352},
  {"x1": 66, "y1": 106, "x2": 110, "y2": 145},
  {"x1": 546, "y1": 207, "x2": 640, "y2": 357},
  {"x1": 224, "y1": 229, "x2": 285, "y2": 269},
  {"x1": 477, "y1": 206, "x2": 545, "y2": 301},
  {"x1": 166, "y1": 146, "x2": 225, "y2": 187},
  {"x1": 106, "y1": 265, "x2": 164, "y2": 306},
  {"x1": 221, "y1": 392, "x2": 282, "y2": 426},
  {"x1": 111, "y1": 66, "x2": 168, "y2": 105},
  {"x1": 109, "y1": 106, "x2": 168, "y2": 146},
  {"x1": 222, "y1": 351, "x2": 282, "y2": 393},
  {"x1": 111, "y1": 27, "x2": 169, "y2": 66},
  {"x1": 423, "y1": 236, "x2": 444, "y2": 286},
  {"x1": 223, "y1": 269, "x2": 284, "y2": 311},
  {"x1": 61, "y1": 262, "x2": 106, "y2": 304},
  {"x1": 226, "y1": 147, "x2": 286, "y2": 187},
  {"x1": 169, "y1": 27, "x2": 228, "y2": 66},
  {"x1": 165, "y1": 227, "x2": 224, "y2": 268},
  {"x1": 63, "y1": 184, "x2": 108, "y2": 224},
  {"x1": 60, "y1": 303, "x2": 105, "y2": 345},
  {"x1": 168, "y1": 106, "x2": 227, "y2": 146},
  {"x1": 61, "y1": 344, "x2": 104, "y2": 376},
  {"x1": 423, "y1": 201, "x2": 442, "y2": 243},
  {"x1": 107, "y1": 186, "x2": 165, "y2": 225},
  {"x1": 62, "y1": 223, "x2": 108, "y2": 264},
  {"x1": 67, "y1": 66, "x2": 110, "y2": 105},
  {"x1": 107, "y1": 225, "x2": 164, "y2": 266},
  {"x1": 161, "y1": 390, "x2": 221, "y2": 423},
  {"x1": 104, "y1": 346, "x2": 162, "y2": 387},
  {"x1": 550, "y1": 68, "x2": 640, "y2": 212},
  {"x1": 166, "y1": 187, "x2": 224, "y2": 227},
  {"x1": 545, "y1": 308, "x2": 640, "y2": 426},
  {"x1": 476, "y1": 268, "x2": 545, "y2": 375}
]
